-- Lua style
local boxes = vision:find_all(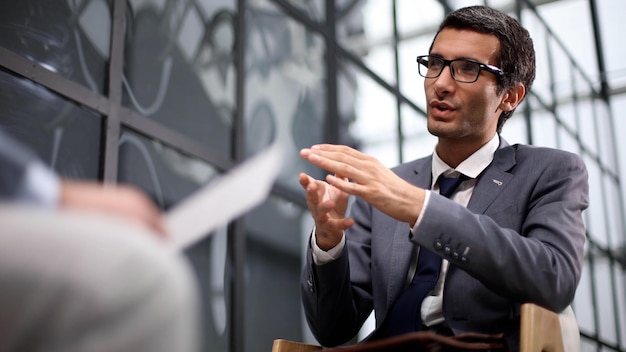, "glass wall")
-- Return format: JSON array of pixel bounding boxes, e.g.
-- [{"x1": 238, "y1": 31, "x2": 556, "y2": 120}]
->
[{"x1": 0, "y1": 0, "x2": 624, "y2": 351}]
